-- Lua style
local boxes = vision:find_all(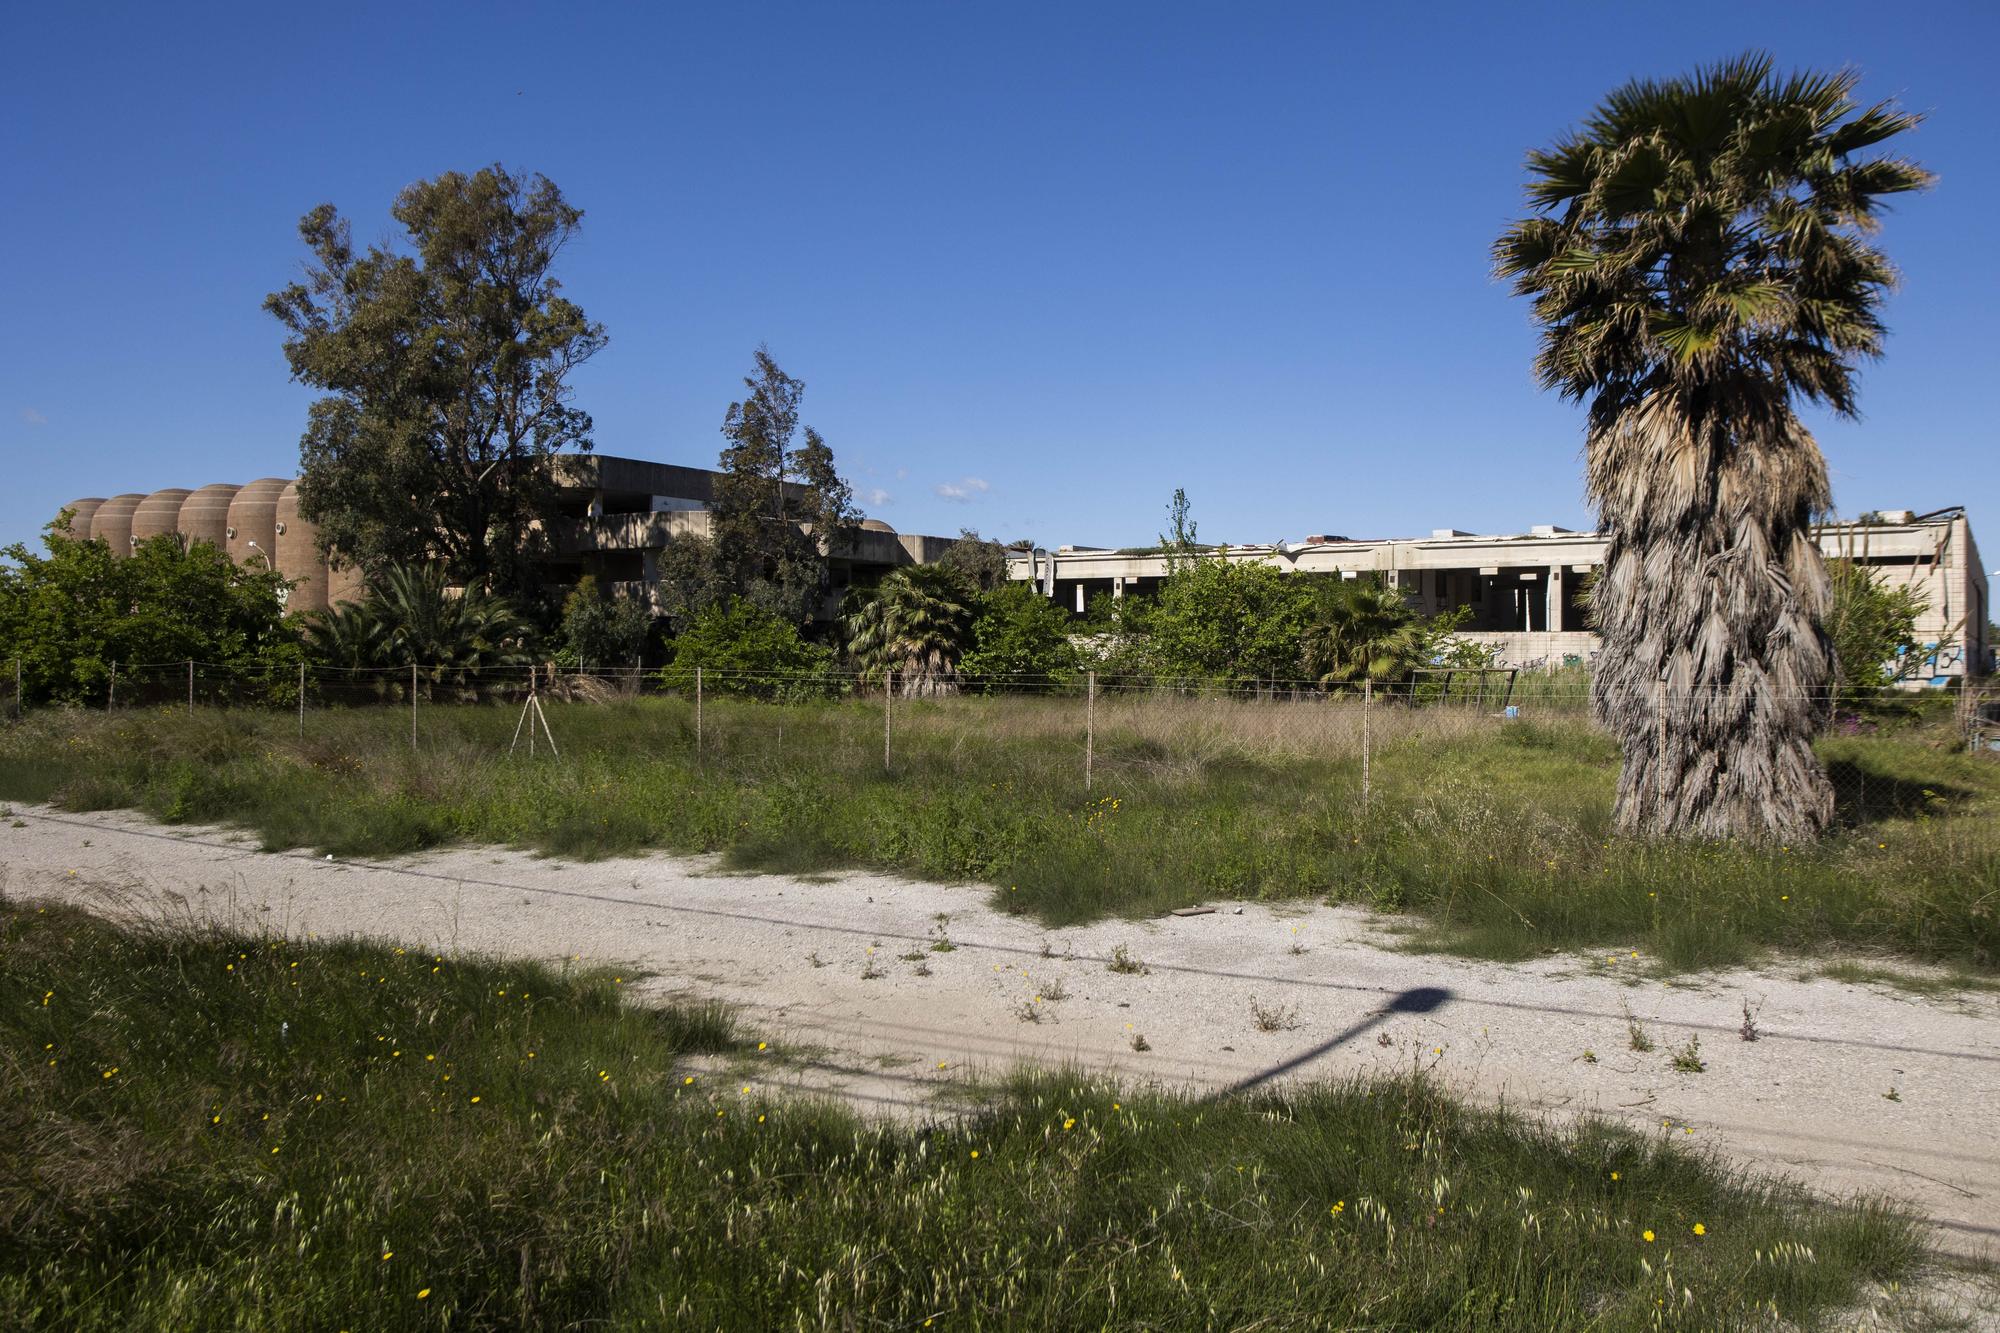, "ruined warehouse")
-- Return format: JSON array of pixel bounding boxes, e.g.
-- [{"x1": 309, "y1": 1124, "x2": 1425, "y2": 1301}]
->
[{"x1": 1009, "y1": 508, "x2": 1990, "y2": 685}]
